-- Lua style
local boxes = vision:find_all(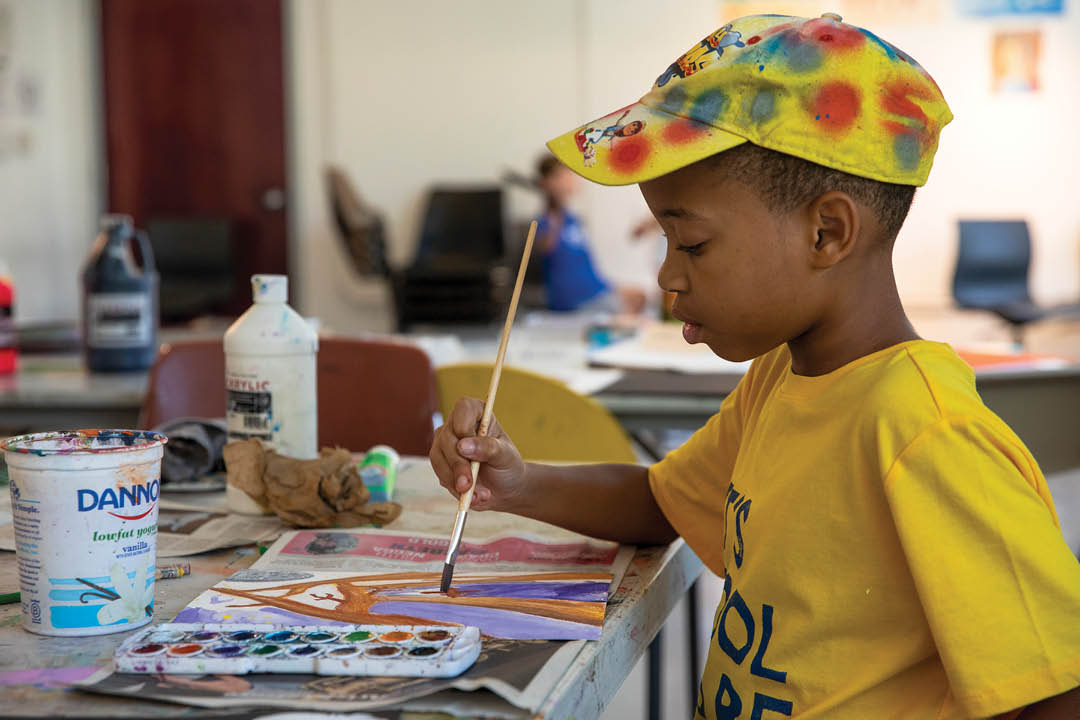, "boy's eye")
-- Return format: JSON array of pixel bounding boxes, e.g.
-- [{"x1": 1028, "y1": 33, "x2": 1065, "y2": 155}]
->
[{"x1": 676, "y1": 242, "x2": 706, "y2": 256}]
